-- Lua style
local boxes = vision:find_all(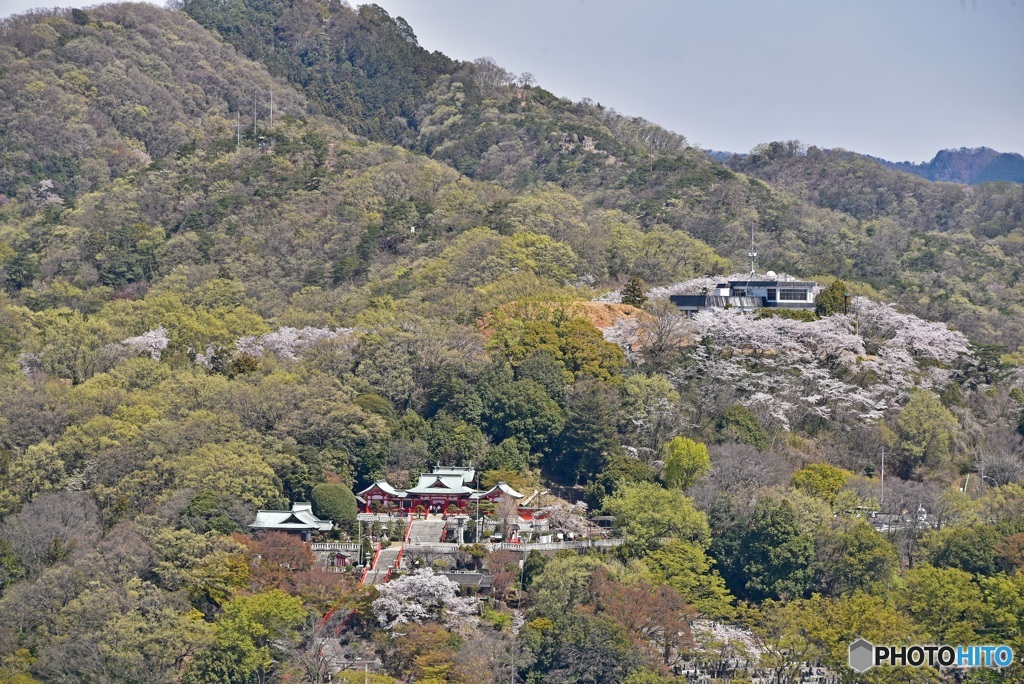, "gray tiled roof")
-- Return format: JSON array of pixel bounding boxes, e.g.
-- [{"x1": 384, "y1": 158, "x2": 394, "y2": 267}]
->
[
  {"x1": 251, "y1": 502, "x2": 333, "y2": 531},
  {"x1": 470, "y1": 481, "x2": 524, "y2": 499}
]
